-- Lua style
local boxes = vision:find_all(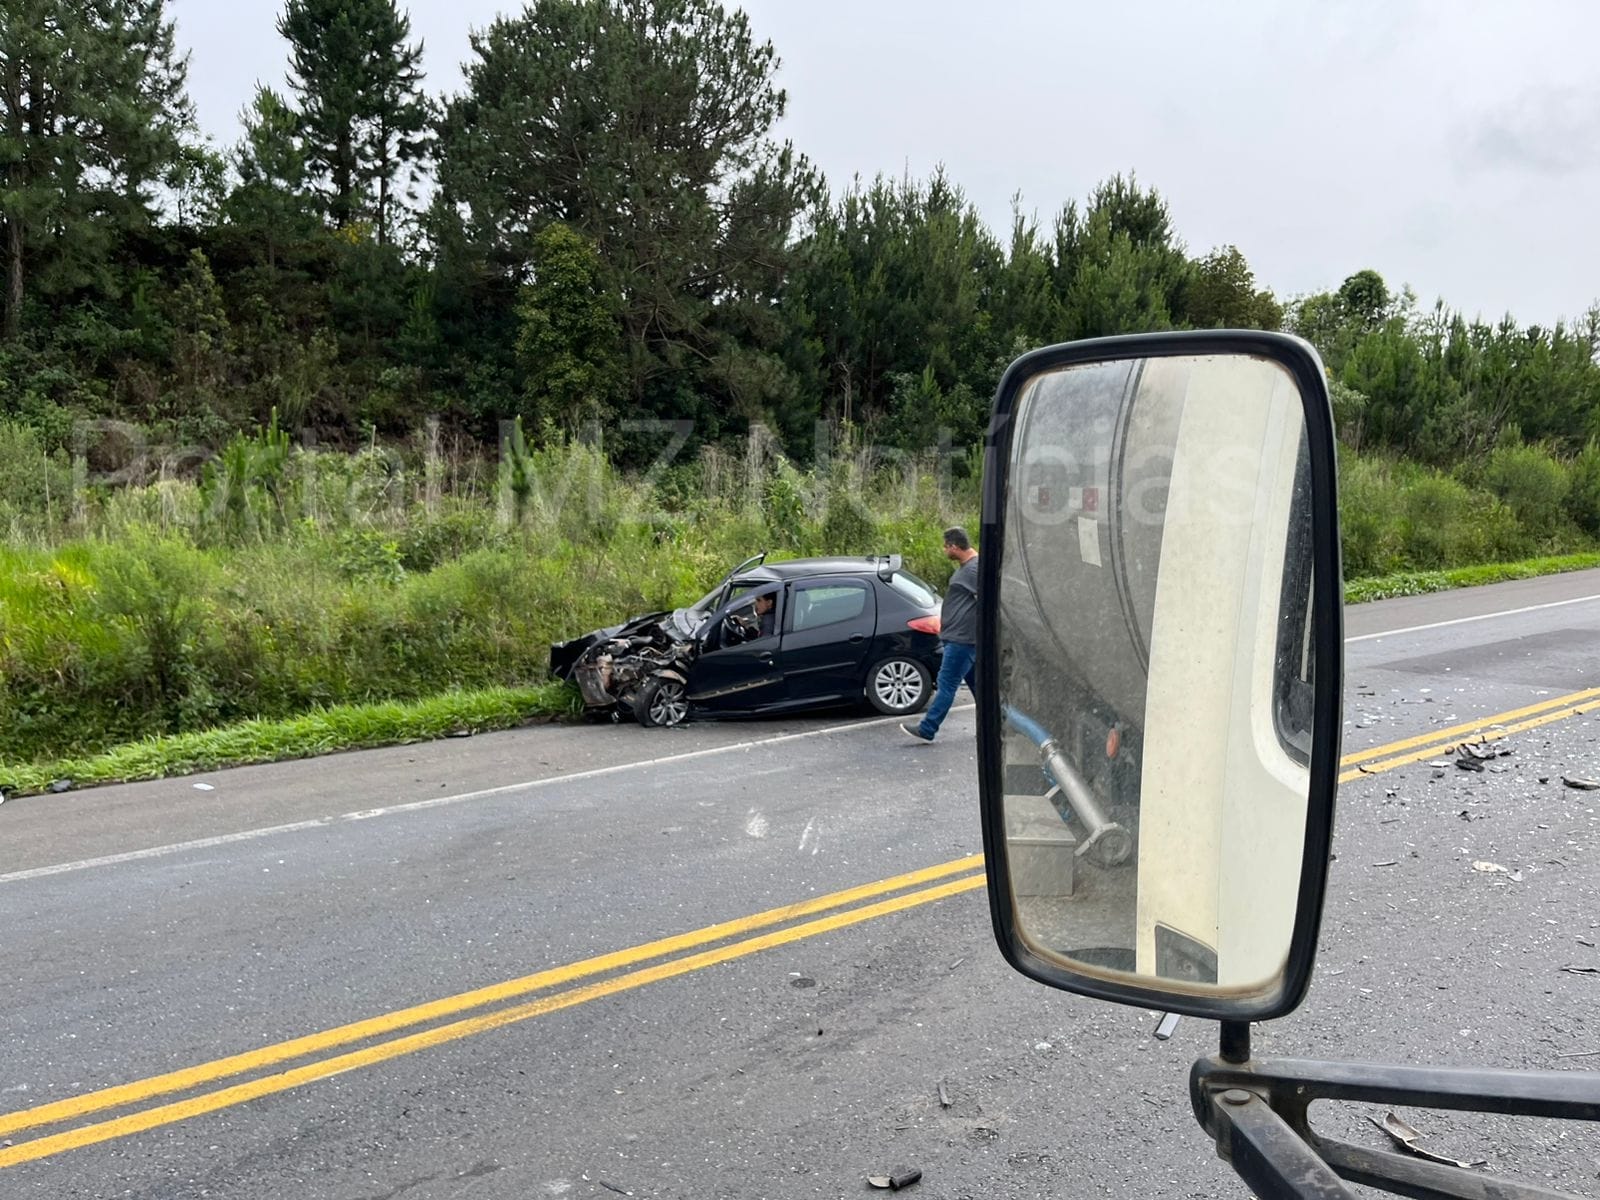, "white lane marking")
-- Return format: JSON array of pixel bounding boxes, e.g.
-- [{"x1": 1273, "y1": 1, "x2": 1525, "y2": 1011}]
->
[
  {"x1": 1, "y1": 707, "x2": 974, "y2": 885},
  {"x1": 1346, "y1": 592, "x2": 1600, "y2": 643}
]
